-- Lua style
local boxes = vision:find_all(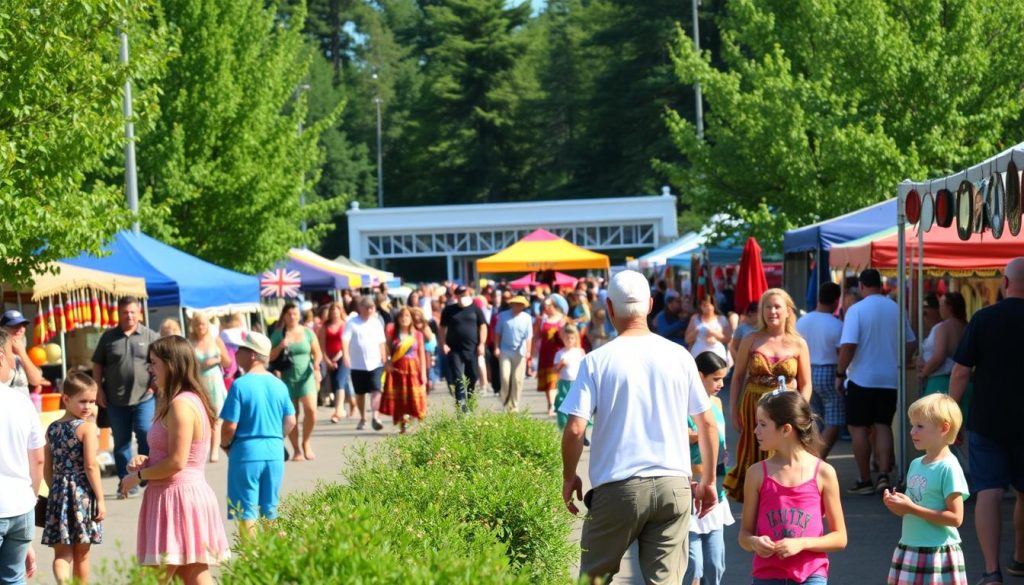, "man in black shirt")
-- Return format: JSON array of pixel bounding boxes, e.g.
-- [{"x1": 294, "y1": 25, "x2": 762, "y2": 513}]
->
[
  {"x1": 950, "y1": 257, "x2": 1024, "y2": 584},
  {"x1": 440, "y1": 286, "x2": 487, "y2": 412}
]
